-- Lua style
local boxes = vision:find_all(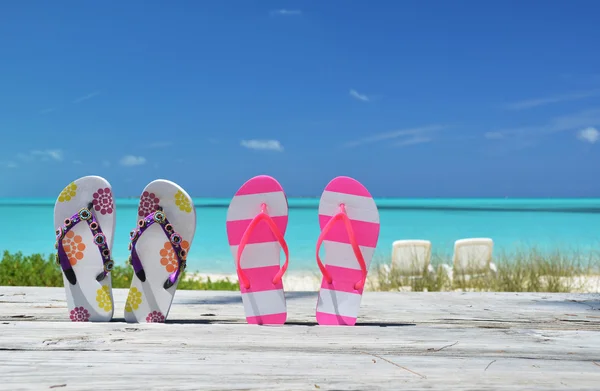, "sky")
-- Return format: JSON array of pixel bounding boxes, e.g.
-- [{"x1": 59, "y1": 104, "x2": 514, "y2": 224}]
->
[{"x1": 1, "y1": 0, "x2": 600, "y2": 198}]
